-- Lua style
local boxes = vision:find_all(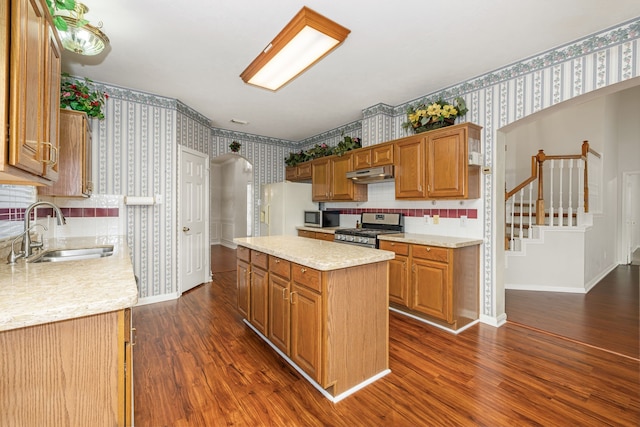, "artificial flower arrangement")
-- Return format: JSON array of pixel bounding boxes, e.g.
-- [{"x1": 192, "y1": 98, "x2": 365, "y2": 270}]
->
[
  {"x1": 284, "y1": 135, "x2": 362, "y2": 167},
  {"x1": 229, "y1": 141, "x2": 241, "y2": 152},
  {"x1": 60, "y1": 73, "x2": 108, "y2": 119},
  {"x1": 402, "y1": 97, "x2": 468, "y2": 134}
]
